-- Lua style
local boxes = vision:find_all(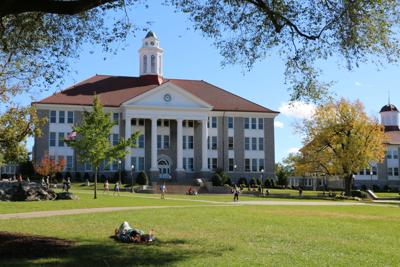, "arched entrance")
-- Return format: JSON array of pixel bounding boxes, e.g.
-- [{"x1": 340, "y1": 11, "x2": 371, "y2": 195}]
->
[{"x1": 158, "y1": 159, "x2": 171, "y2": 179}]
